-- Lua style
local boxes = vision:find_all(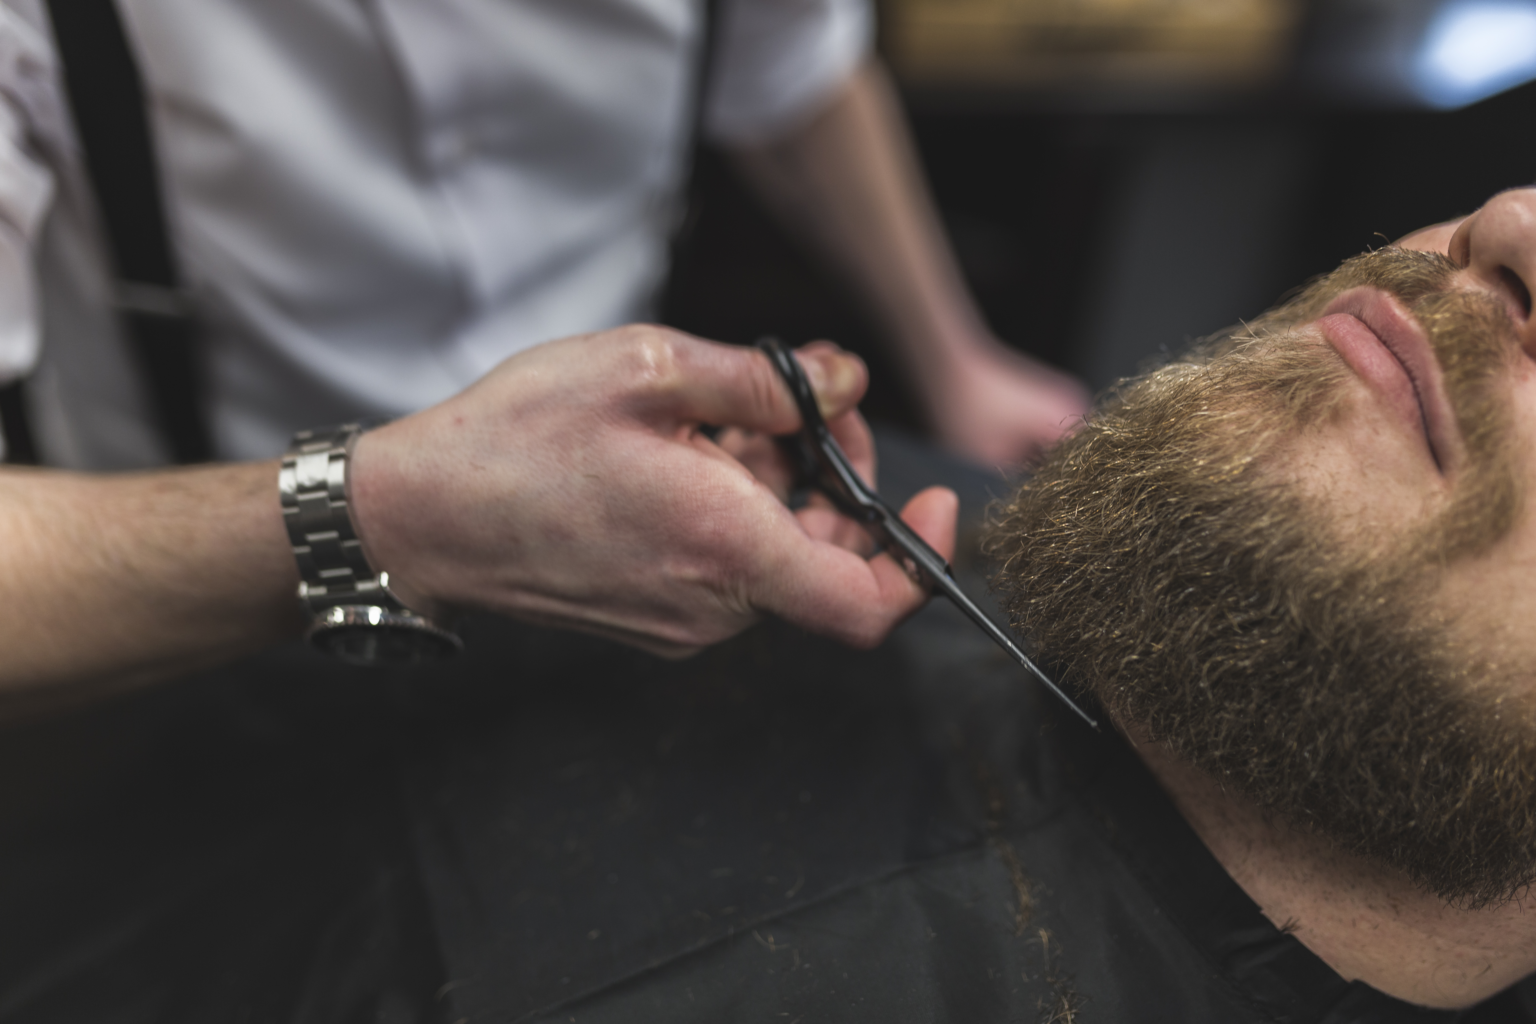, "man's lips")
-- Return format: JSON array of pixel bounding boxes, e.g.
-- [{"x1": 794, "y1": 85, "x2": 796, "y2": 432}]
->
[{"x1": 1317, "y1": 286, "x2": 1462, "y2": 474}]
